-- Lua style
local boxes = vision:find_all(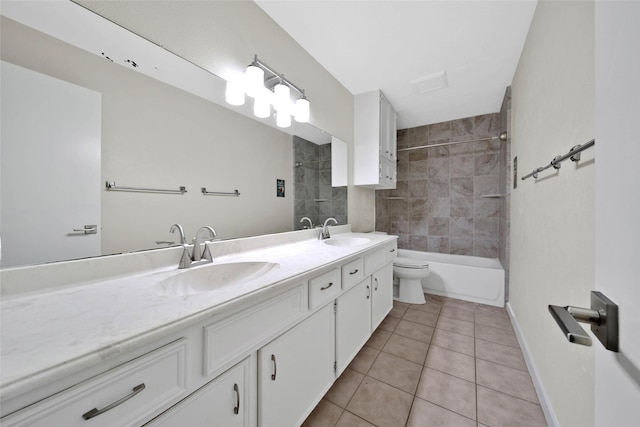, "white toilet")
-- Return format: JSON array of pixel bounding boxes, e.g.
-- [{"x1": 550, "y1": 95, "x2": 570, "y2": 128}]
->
[{"x1": 393, "y1": 257, "x2": 430, "y2": 304}]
